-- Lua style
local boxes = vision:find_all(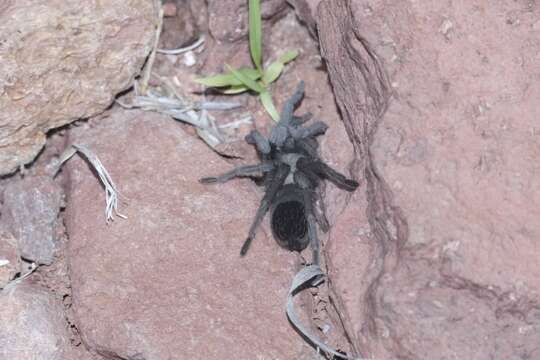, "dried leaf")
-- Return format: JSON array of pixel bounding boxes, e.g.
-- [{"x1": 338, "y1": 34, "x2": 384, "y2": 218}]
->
[{"x1": 286, "y1": 265, "x2": 368, "y2": 360}]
